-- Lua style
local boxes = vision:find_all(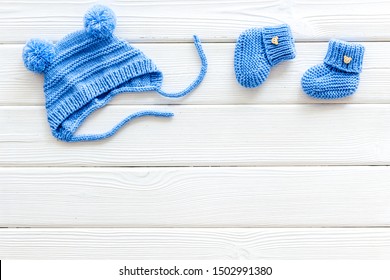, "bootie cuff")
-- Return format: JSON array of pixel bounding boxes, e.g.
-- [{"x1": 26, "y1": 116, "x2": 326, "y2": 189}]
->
[
  {"x1": 262, "y1": 24, "x2": 296, "y2": 66},
  {"x1": 324, "y1": 40, "x2": 365, "y2": 73}
]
